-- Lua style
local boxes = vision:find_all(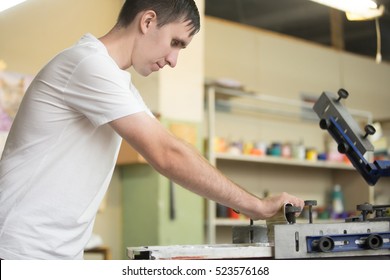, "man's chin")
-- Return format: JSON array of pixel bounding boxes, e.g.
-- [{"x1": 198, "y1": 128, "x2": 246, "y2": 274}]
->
[{"x1": 135, "y1": 69, "x2": 154, "y2": 77}]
